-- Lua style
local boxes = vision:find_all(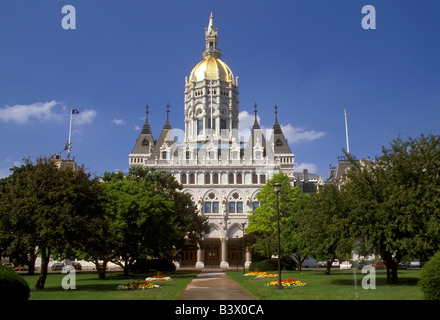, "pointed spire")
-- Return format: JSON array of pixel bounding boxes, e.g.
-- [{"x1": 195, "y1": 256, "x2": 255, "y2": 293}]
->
[
  {"x1": 274, "y1": 105, "x2": 279, "y2": 124},
  {"x1": 252, "y1": 103, "x2": 260, "y2": 129},
  {"x1": 164, "y1": 102, "x2": 171, "y2": 129},
  {"x1": 203, "y1": 13, "x2": 221, "y2": 59},
  {"x1": 208, "y1": 12, "x2": 215, "y2": 30},
  {"x1": 272, "y1": 105, "x2": 292, "y2": 154},
  {"x1": 140, "y1": 104, "x2": 152, "y2": 135},
  {"x1": 273, "y1": 104, "x2": 282, "y2": 134}
]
